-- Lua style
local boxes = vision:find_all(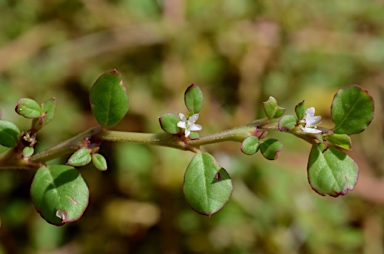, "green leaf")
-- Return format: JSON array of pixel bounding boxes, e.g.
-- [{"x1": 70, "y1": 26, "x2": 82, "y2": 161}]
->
[
  {"x1": 92, "y1": 153, "x2": 108, "y2": 171},
  {"x1": 307, "y1": 144, "x2": 358, "y2": 197},
  {"x1": 41, "y1": 98, "x2": 56, "y2": 125},
  {"x1": 241, "y1": 136, "x2": 259, "y2": 155},
  {"x1": 32, "y1": 98, "x2": 57, "y2": 131},
  {"x1": 185, "y1": 84, "x2": 204, "y2": 113},
  {"x1": 262, "y1": 96, "x2": 286, "y2": 119},
  {"x1": 0, "y1": 120, "x2": 21, "y2": 147},
  {"x1": 159, "y1": 113, "x2": 180, "y2": 134},
  {"x1": 331, "y1": 85, "x2": 374, "y2": 135},
  {"x1": 15, "y1": 98, "x2": 41, "y2": 119},
  {"x1": 183, "y1": 153, "x2": 233, "y2": 216},
  {"x1": 295, "y1": 100, "x2": 306, "y2": 120},
  {"x1": 23, "y1": 147, "x2": 34, "y2": 157},
  {"x1": 67, "y1": 148, "x2": 92, "y2": 167},
  {"x1": 89, "y1": 70, "x2": 129, "y2": 127},
  {"x1": 274, "y1": 106, "x2": 286, "y2": 118},
  {"x1": 325, "y1": 133, "x2": 352, "y2": 150},
  {"x1": 259, "y1": 138, "x2": 283, "y2": 160},
  {"x1": 278, "y1": 115, "x2": 297, "y2": 131},
  {"x1": 31, "y1": 165, "x2": 89, "y2": 225},
  {"x1": 263, "y1": 96, "x2": 277, "y2": 118}
]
